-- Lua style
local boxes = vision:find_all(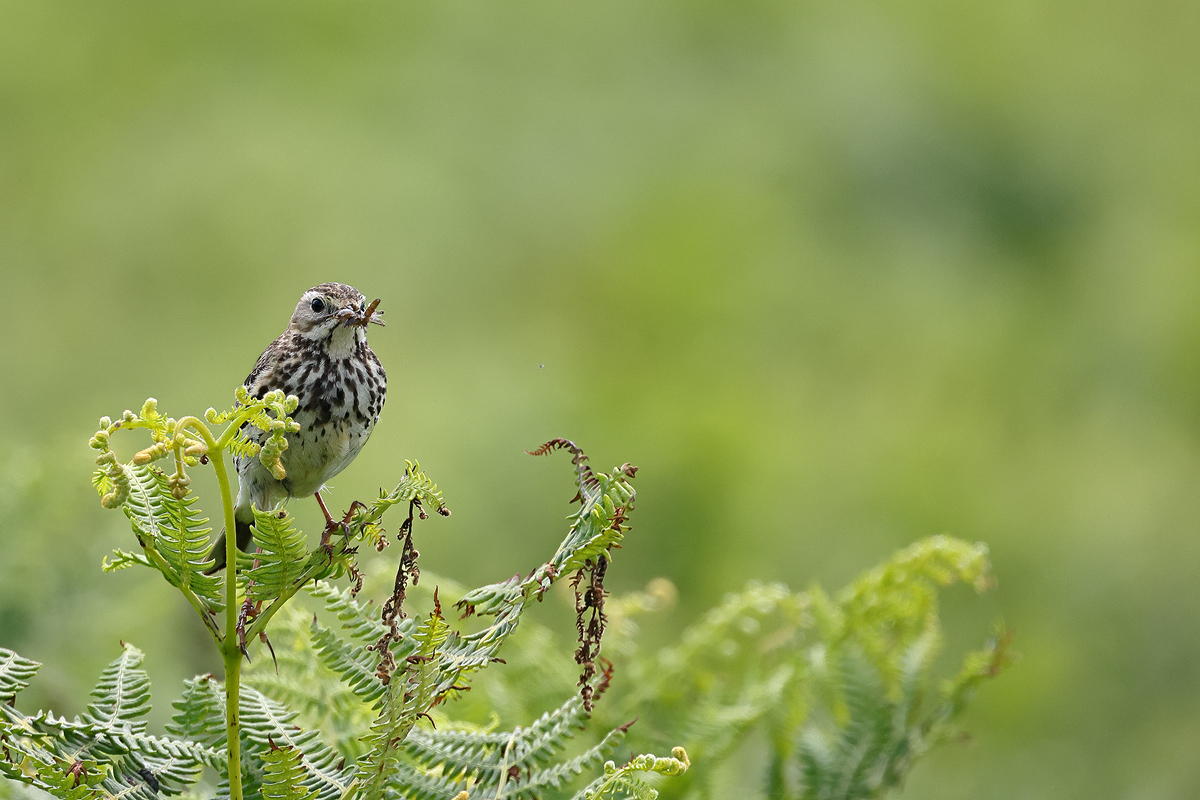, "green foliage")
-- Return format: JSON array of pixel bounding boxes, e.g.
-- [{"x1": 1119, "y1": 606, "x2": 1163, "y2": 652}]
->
[
  {"x1": 574, "y1": 747, "x2": 691, "y2": 800},
  {"x1": 237, "y1": 686, "x2": 355, "y2": 800},
  {"x1": 261, "y1": 745, "x2": 320, "y2": 800},
  {"x1": 0, "y1": 649, "x2": 39, "y2": 704},
  {"x1": 114, "y1": 463, "x2": 223, "y2": 609},
  {"x1": 245, "y1": 603, "x2": 379, "y2": 760},
  {"x1": 579, "y1": 538, "x2": 1012, "y2": 799},
  {"x1": 0, "y1": 396, "x2": 1010, "y2": 800},
  {"x1": 240, "y1": 507, "x2": 310, "y2": 603},
  {"x1": 358, "y1": 608, "x2": 449, "y2": 800},
  {"x1": 0, "y1": 644, "x2": 217, "y2": 800},
  {"x1": 166, "y1": 676, "x2": 228, "y2": 759}
]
